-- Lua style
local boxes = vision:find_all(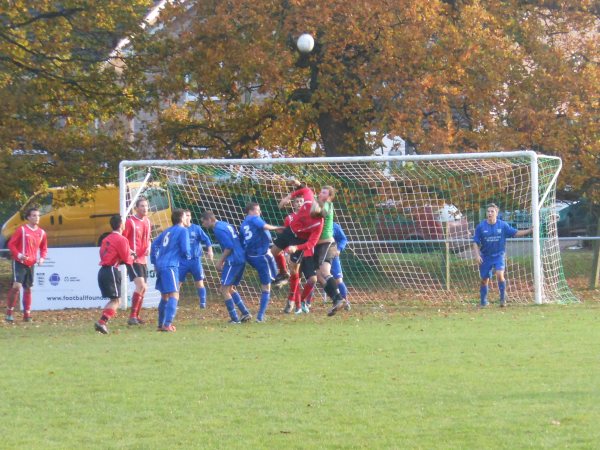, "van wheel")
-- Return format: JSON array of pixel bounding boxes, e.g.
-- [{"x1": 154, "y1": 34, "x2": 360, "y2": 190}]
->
[{"x1": 97, "y1": 233, "x2": 111, "y2": 246}]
